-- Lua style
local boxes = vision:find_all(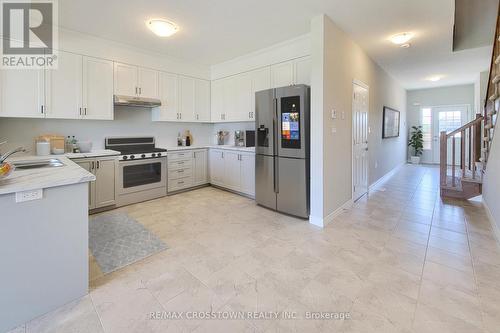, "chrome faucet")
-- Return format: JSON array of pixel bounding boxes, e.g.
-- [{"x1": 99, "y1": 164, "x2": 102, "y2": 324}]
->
[{"x1": 0, "y1": 146, "x2": 27, "y2": 164}]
